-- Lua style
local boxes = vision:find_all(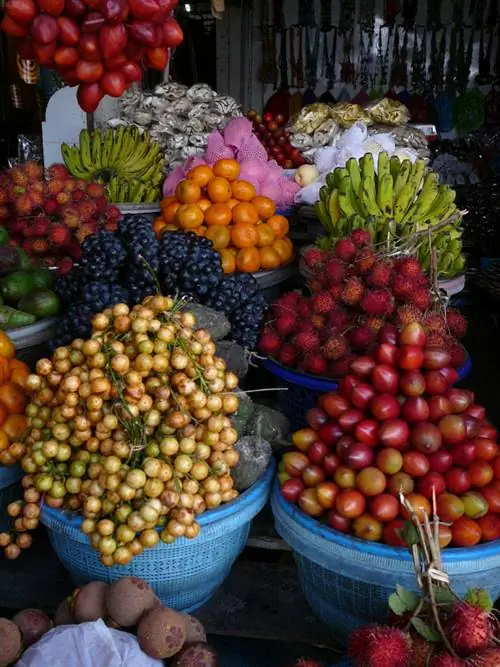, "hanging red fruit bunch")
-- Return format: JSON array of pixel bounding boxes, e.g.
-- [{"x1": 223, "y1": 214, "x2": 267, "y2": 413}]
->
[{"x1": 0, "y1": 0, "x2": 184, "y2": 112}]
